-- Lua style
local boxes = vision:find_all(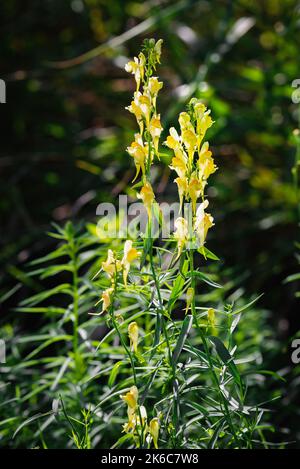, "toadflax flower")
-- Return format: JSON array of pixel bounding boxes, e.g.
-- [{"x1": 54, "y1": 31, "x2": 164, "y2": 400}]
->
[
  {"x1": 194, "y1": 199, "x2": 214, "y2": 247},
  {"x1": 125, "y1": 53, "x2": 146, "y2": 91},
  {"x1": 149, "y1": 114, "x2": 163, "y2": 155},
  {"x1": 121, "y1": 385, "x2": 139, "y2": 433},
  {"x1": 174, "y1": 217, "x2": 189, "y2": 259},
  {"x1": 101, "y1": 286, "x2": 114, "y2": 313},
  {"x1": 127, "y1": 133, "x2": 148, "y2": 181},
  {"x1": 102, "y1": 249, "x2": 121, "y2": 281},
  {"x1": 149, "y1": 418, "x2": 160, "y2": 449},
  {"x1": 121, "y1": 240, "x2": 141, "y2": 286},
  {"x1": 138, "y1": 181, "x2": 155, "y2": 217},
  {"x1": 128, "y1": 321, "x2": 139, "y2": 353},
  {"x1": 185, "y1": 287, "x2": 194, "y2": 314}
]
